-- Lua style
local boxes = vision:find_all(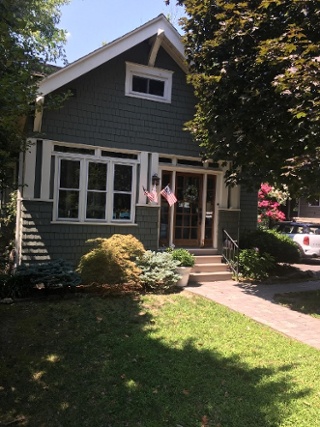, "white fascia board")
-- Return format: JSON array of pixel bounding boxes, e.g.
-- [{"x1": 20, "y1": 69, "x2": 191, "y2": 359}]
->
[{"x1": 39, "y1": 15, "x2": 186, "y2": 96}]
